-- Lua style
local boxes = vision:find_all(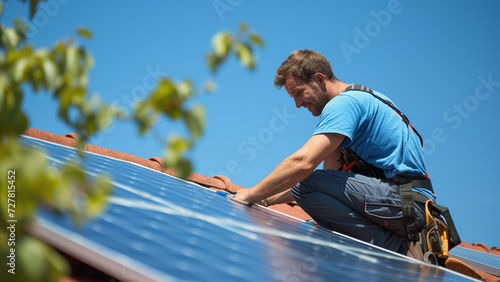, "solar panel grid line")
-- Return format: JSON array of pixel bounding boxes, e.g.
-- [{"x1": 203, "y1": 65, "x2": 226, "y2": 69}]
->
[
  {"x1": 449, "y1": 247, "x2": 500, "y2": 276},
  {"x1": 21, "y1": 136, "x2": 478, "y2": 281}
]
